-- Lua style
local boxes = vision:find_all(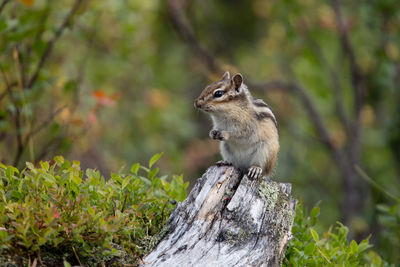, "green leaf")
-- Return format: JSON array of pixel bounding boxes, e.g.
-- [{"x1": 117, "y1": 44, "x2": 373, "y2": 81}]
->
[
  {"x1": 87, "y1": 206, "x2": 95, "y2": 217},
  {"x1": 358, "y1": 239, "x2": 372, "y2": 253},
  {"x1": 86, "y1": 168, "x2": 98, "y2": 178},
  {"x1": 26, "y1": 162, "x2": 35, "y2": 170},
  {"x1": 149, "y1": 152, "x2": 163, "y2": 168},
  {"x1": 6, "y1": 166, "x2": 19, "y2": 177},
  {"x1": 54, "y1": 156, "x2": 64, "y2": 164},
  {"x1": 304, "y1": 242, "x2": 315, "y2": 255},
  {"x1": 310, "y1": 228, "x2": 319, "y2": 242},
  {"x1": 63, "y1": 260, "x2": 72, "y2": 267},
  {"x1": 122, "y1": 176, "x2": 131, "y2": 189},
  {"x1": 139, "y1": 176, "x2": 151, "y2": 186},
  {"x1": 111, "y1": 173, "x2": 122, "y2": 184},
  {"x1": 148, "y1": 168, "x2": 159, "y2": 180},
  {"x1": 310, "y1": 206, "x2": 320, "y2": 218},
  {"x1": 130, "y1": 163, "x2": 140, "y2": 175},
  {"x1": 42, "y1": 173, "x2": 56, "y2": 183},
  {"x1": 350, "y1": 240, "x2": 358, "y2": 254},
  {"x1": 40, "y1": 161, "x2": 49, "y2": 171},
  {"x1": 72, "y1": 175, "x2": 82, "y2": 185},
  {"x1": 10, "y1": 190, "x2": 23, "y2": 200}
]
